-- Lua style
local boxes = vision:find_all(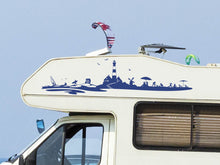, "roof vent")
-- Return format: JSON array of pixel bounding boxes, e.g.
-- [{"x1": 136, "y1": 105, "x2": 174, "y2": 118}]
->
[{"x1": 139, "y1": 44, "x2": 185, "y2": 56}]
